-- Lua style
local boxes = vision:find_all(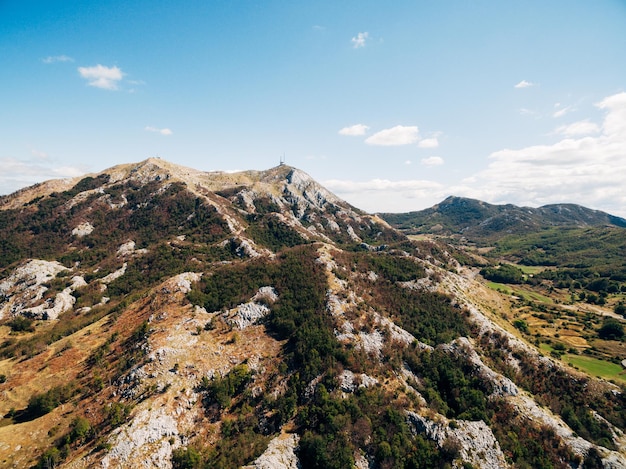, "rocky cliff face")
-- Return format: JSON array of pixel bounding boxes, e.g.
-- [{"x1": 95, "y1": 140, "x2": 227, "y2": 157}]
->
[{"x1": 0, "y1": 159, "x2": 624, "y2": 468}]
